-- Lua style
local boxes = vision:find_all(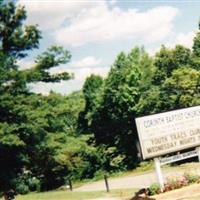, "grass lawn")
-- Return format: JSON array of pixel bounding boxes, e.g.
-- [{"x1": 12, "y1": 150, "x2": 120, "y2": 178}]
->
[{"x1": 0, "y1": 188, "x2": 136, "y2": 200}]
